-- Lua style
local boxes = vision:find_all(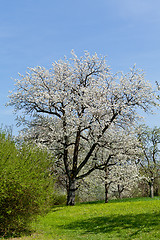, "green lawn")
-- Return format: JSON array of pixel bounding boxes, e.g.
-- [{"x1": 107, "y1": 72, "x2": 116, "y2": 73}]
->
[{"x1": 7, "y1": 197, "x2": 160, "y2": 240}]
